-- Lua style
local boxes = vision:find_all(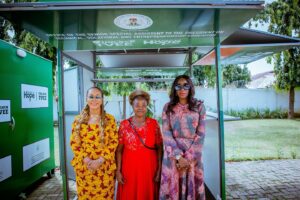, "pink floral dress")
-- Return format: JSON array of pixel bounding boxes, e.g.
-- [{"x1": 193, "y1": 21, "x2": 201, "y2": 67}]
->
[{"x1": 159, "y1": 101, "x2": 206, "y2": 200}]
